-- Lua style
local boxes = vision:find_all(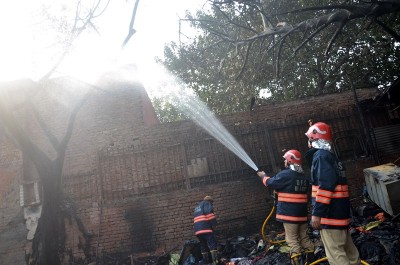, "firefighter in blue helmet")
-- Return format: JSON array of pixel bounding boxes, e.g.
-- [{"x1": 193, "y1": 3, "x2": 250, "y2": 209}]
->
[
  {"x1": 305, "y1": 121, "x2": 360, "y2": 265},
  {"x1": 257, "y1": 150, "x2": 315, "y2": 265},
  {"x1": 193, "y1": 196, "x2": 218, "y2": 265}
]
